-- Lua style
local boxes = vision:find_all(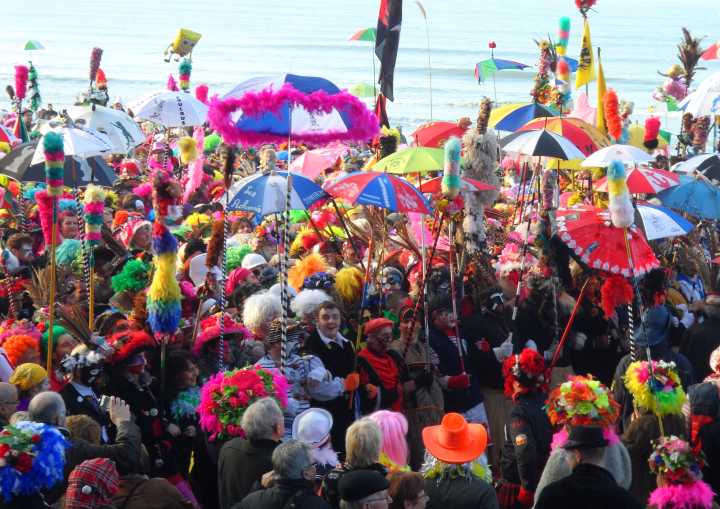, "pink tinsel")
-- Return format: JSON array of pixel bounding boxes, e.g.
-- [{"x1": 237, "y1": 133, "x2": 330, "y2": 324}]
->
[
  {"x1": 208, "y1": 83, "x2": 379, "y2": 146},
  {"x1": 167, "y1": 74, "x2": 179, "y2": 92},
  {"x1": 35, "y1": 190, "x2": 59, "y2": 246},
  {"x1": 183, "y1": 127, "x2": 205, "y2": 203},
  {"x1": 195, "y1": 84, "x2": 209, "y2": 105},
  {"x1": 132, "y1": 182, "x2": 153, "y2": 199},
  {"x1": 14, "y1": 66, "x2": 29, "y2": 101},
  {"x1": 551, "y1": 427, "x2": 620, "y2": 450},
  {"x1": 648, "y1": 481, "x2": 714, "y2": 509}
]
